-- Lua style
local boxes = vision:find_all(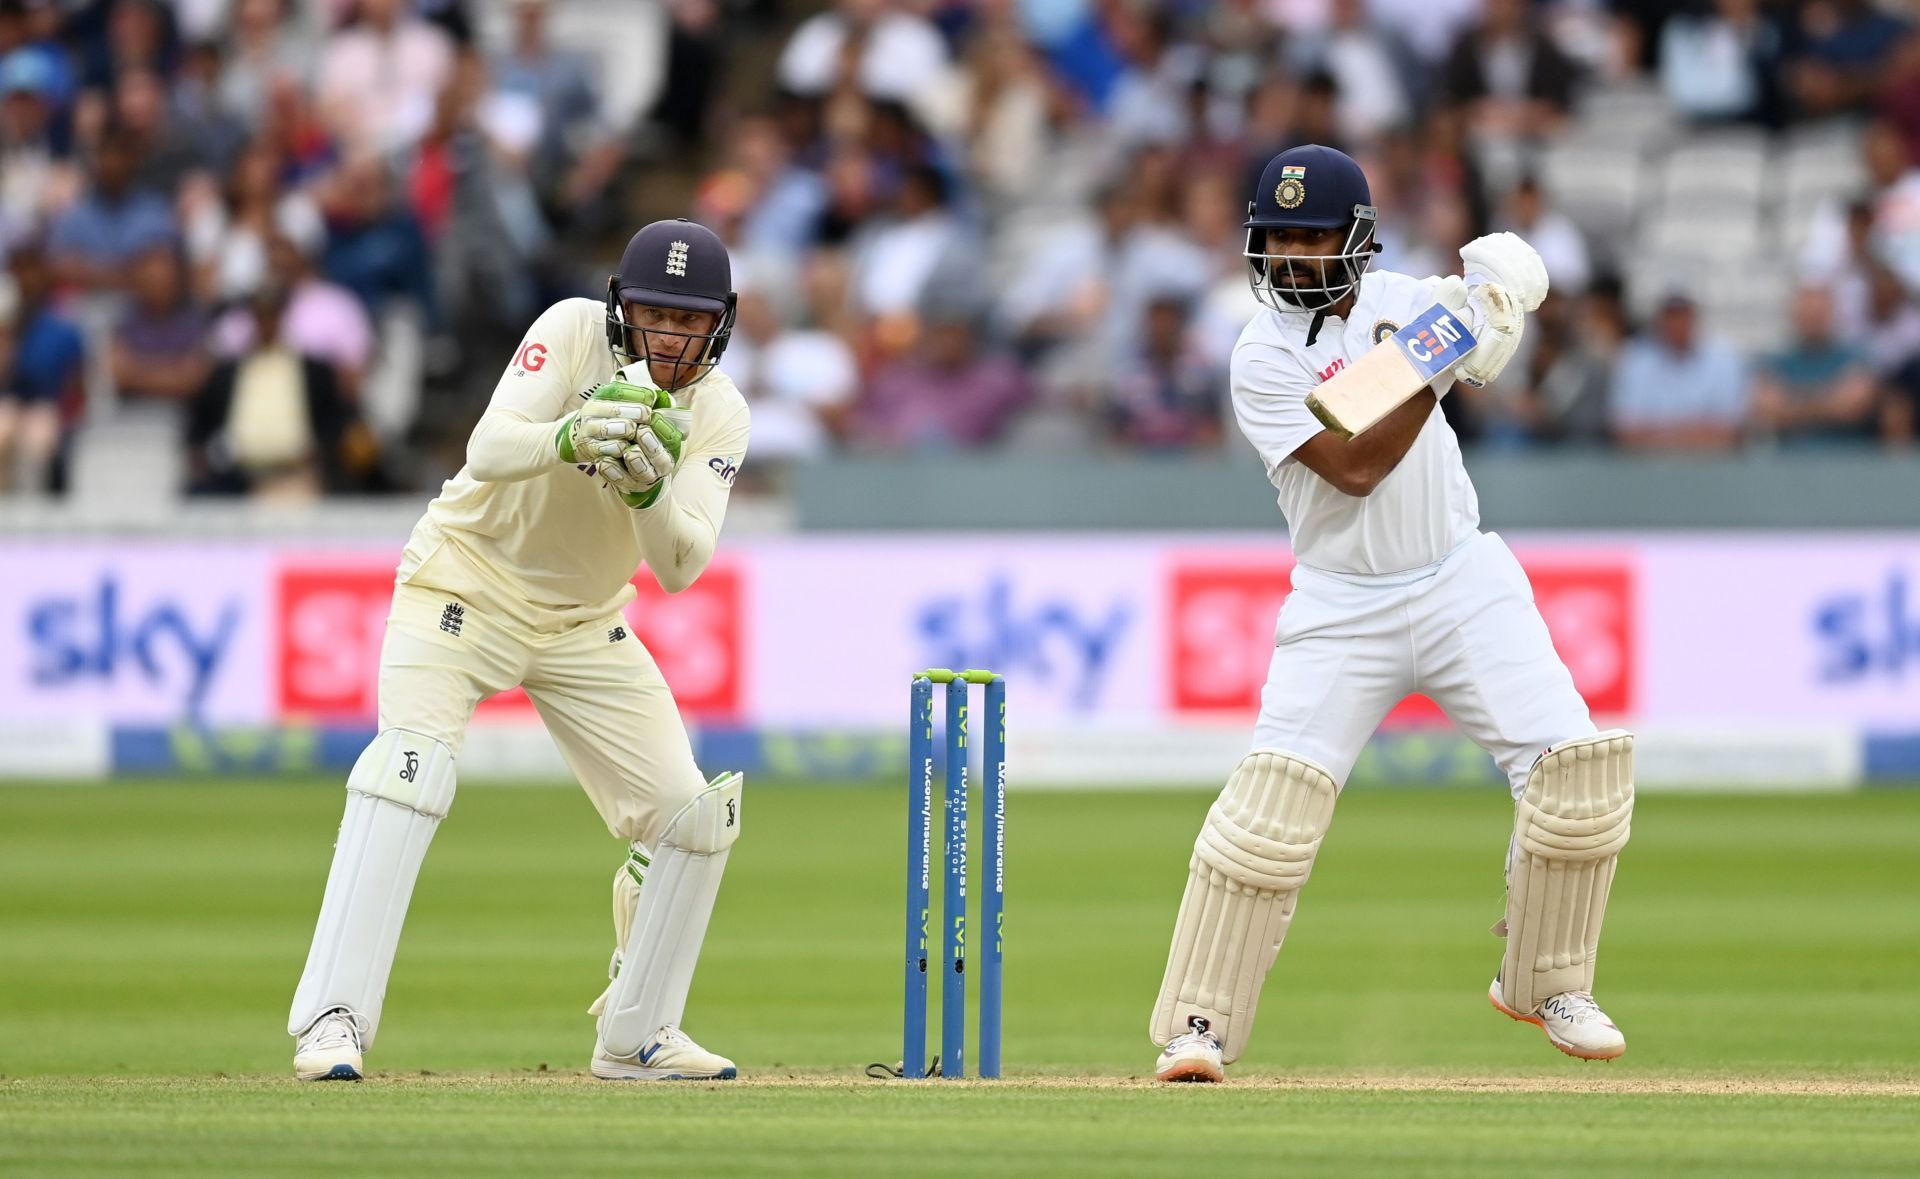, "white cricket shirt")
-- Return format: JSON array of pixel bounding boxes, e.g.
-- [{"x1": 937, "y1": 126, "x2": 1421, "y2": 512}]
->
[
  {"x1": 397, "y1": 297, "x2": 751, "y2": 628},
  {"x1": 1230, "y1": 270, "x2": 1480, "y2": 576}
]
